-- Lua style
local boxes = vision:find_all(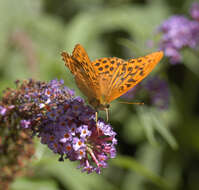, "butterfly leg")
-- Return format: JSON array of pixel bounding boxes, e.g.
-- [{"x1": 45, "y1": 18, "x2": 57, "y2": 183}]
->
[{"x1": 105, "y1": 108, "x2": 109, "y2": 122}]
